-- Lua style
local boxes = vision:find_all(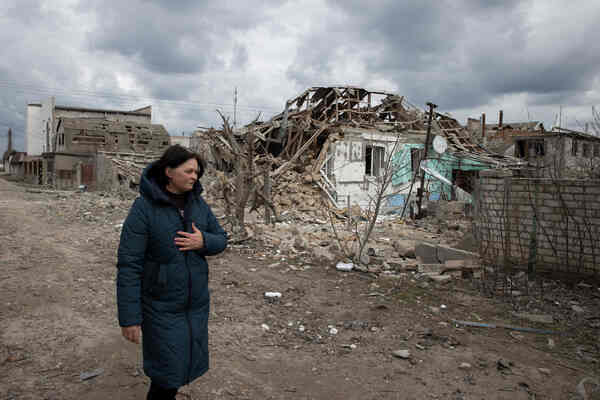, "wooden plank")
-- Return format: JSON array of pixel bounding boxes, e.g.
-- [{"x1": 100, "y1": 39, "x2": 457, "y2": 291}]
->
[
  {"x1": 311, "y1": 133, "x2": 339, "y2": 174},
  {"x1": 271, "y1": 125, "x2": 327, "y2": 179}
]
